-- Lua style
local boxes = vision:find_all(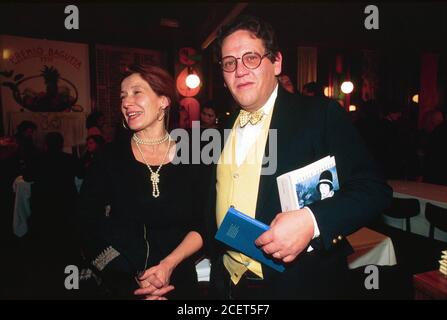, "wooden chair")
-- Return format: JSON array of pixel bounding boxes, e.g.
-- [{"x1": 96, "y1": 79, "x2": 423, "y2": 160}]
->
[{"x1": 425, "y1": 202, "x2": 447, "y2": 239}]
